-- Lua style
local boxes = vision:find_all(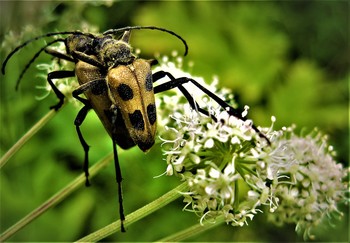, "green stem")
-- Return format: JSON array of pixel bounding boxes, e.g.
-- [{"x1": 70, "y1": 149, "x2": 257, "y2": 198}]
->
[
  {"x1": 0, "y1": 108, "x2": 59, "y2": 169},
  {"x1": 156, "y1": 214, "x2": 226, "y2": 242},
  {"x1": 76, "y1": 182, "x2": 189, "y2": 242},
  {"x1": 0, "y1": 152, "x2": 113, "y2": 242}
]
